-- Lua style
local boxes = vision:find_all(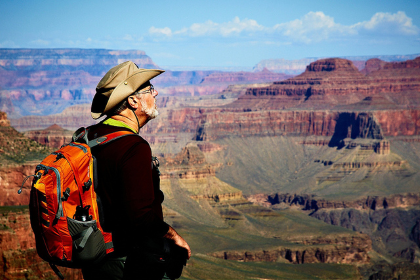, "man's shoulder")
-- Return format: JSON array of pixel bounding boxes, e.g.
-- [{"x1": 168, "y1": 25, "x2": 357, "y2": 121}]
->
[
  {"x1": 89, "y1": 124, "x2": 144, "y2": 140},
  {"x1": 88, "y1": 123, "x2": 149, "y2": 151}
]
